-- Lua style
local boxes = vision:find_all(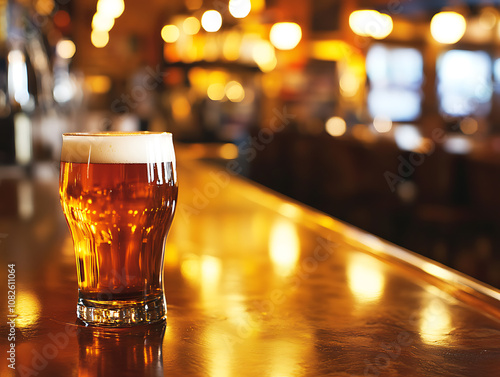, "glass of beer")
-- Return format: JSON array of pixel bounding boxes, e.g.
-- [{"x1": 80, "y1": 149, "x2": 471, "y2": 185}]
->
[{"x1": 59, "y1": 132, "x2": 178, "y2": 326}]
